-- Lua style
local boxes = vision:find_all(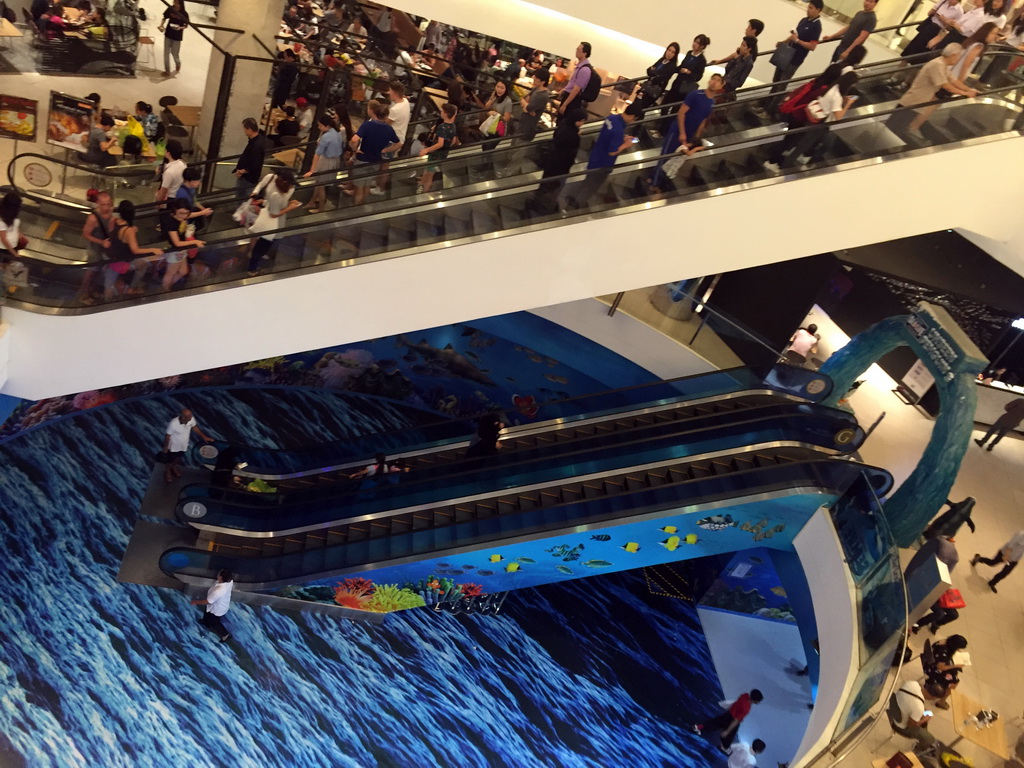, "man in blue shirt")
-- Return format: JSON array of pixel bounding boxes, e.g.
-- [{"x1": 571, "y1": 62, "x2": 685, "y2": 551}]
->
[
  {"x1": 769, "y1": 0, "x2": 823, "y2": 101},
  {"x1": 563, "y1": 100, "x2": 643, "y2": 210},
  {"x1": 651, "y1": 73, "x2": 723, "y2": 193},
  {"x1": 350, "y1": 101, "x2": 402, "y2": 205}
]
